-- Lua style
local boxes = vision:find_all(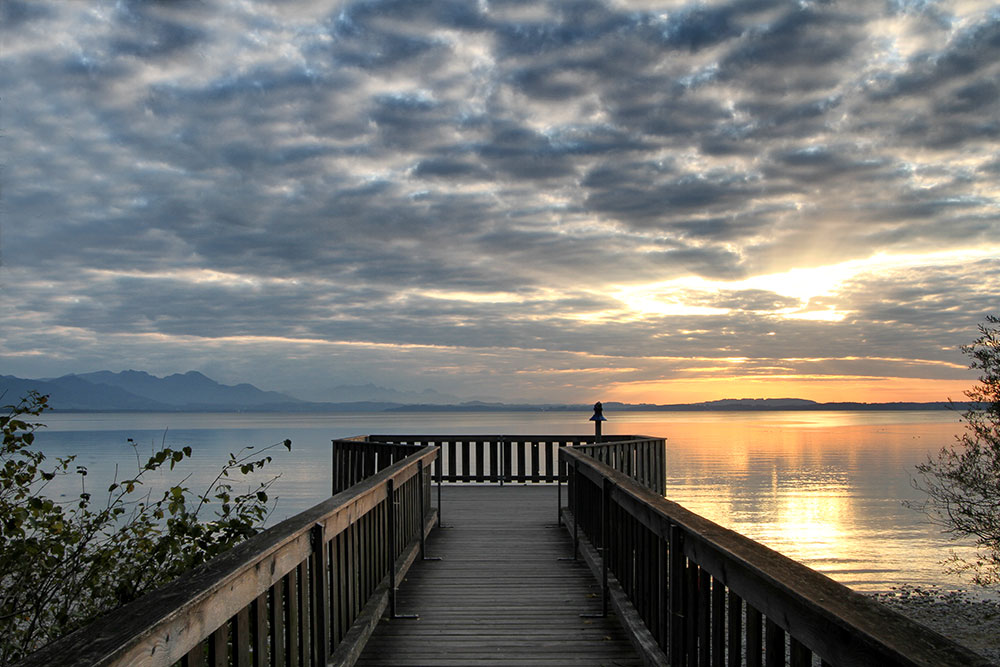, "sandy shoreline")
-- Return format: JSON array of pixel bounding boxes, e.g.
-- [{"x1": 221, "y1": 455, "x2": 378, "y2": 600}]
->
[{"x1": 870, "y1": 586, "x2": 1000, "y2": 663}]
